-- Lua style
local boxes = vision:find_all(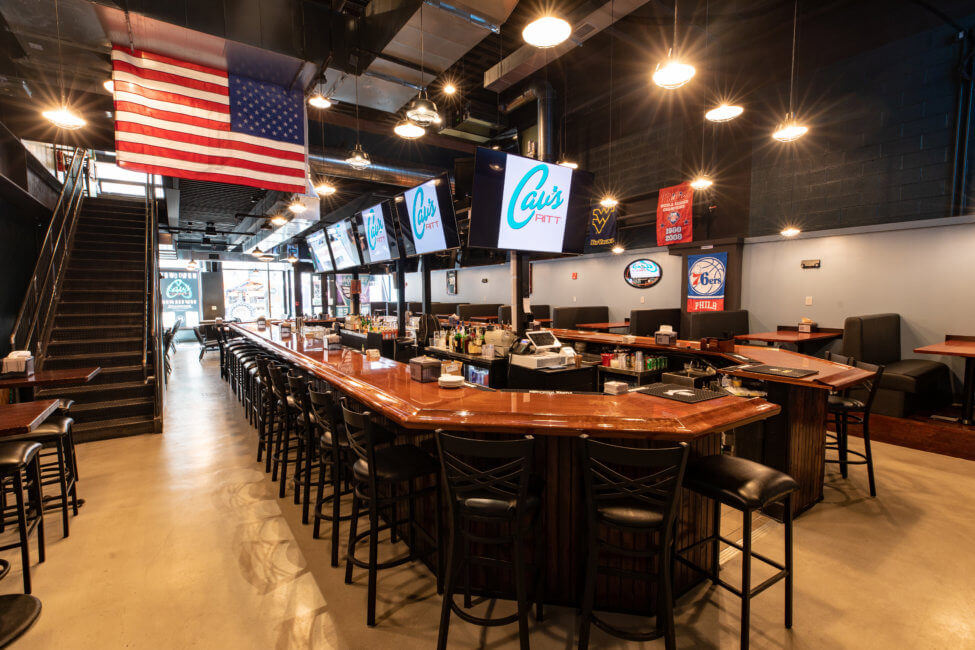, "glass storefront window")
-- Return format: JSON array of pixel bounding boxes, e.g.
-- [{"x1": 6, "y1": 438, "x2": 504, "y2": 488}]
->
[
  {"x1": 223, "y1": 269, "x2": 269, "y2": 321},
  {"x1": 160, "y1": 270, "x2": 200, "y2": 329}
]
